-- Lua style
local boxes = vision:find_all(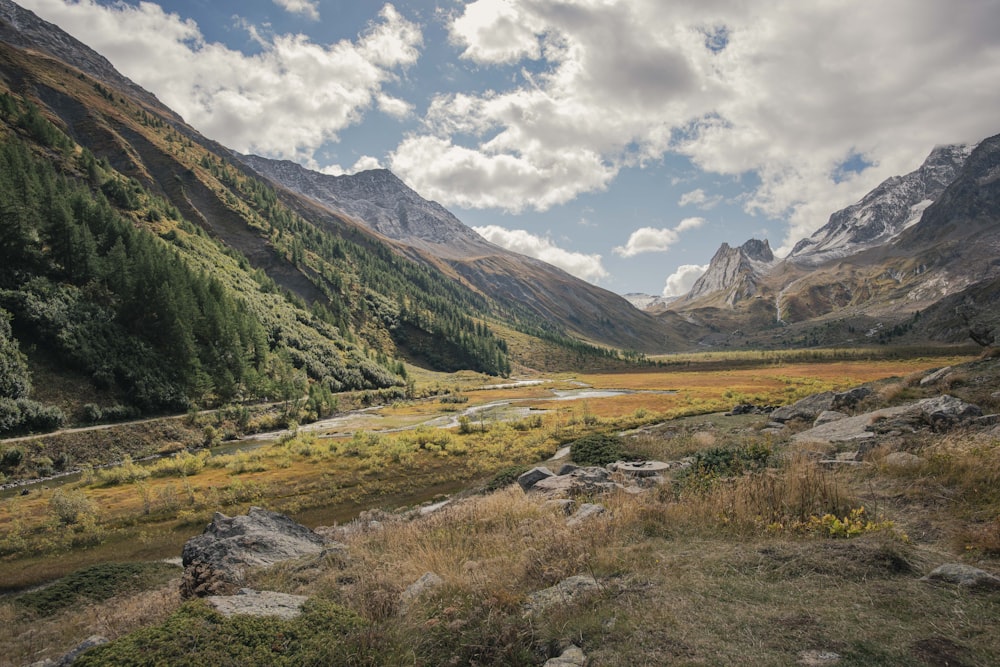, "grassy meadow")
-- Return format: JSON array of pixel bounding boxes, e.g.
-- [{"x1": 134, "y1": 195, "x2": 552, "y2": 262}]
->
[{"x1": 3, "y1": 349, "x2": 999, "y2": 665}]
